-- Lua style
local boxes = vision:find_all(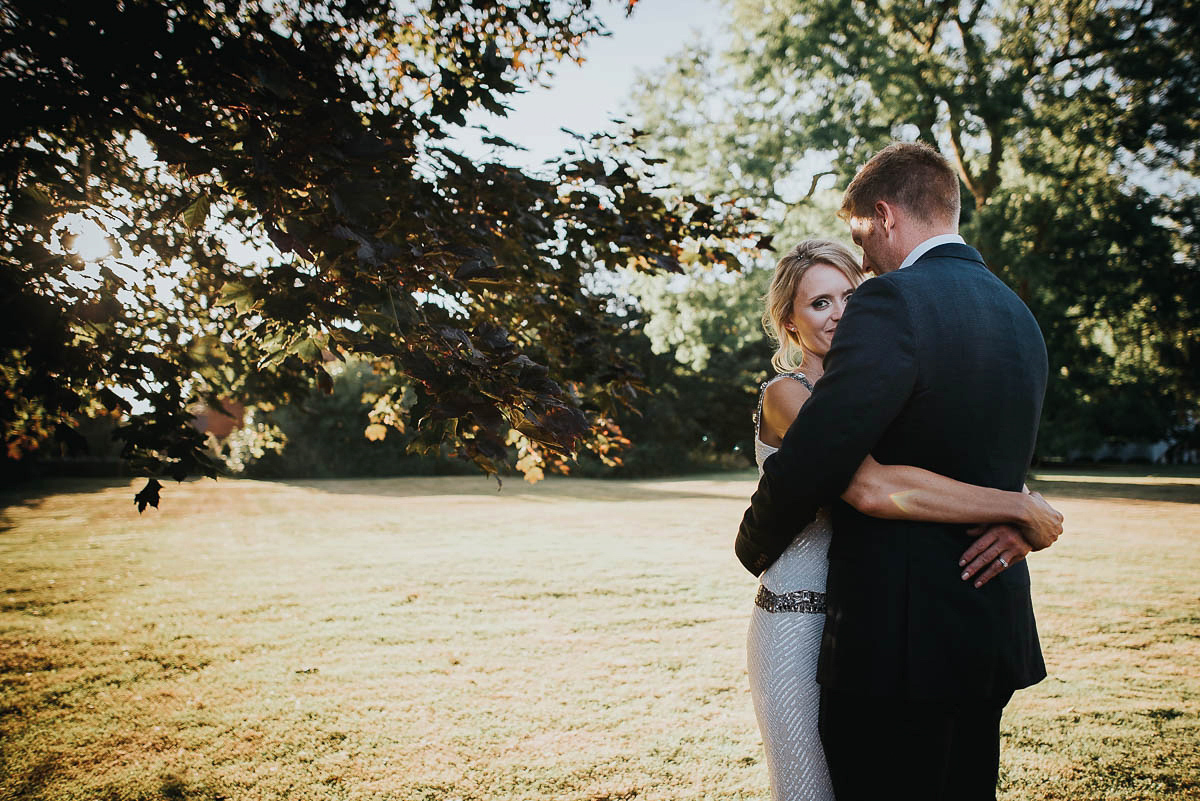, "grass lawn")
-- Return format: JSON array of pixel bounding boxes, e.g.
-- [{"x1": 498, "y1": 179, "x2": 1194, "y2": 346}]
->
[{"x1": 2, "y1": 468, "x2": 1197, "y2": 800}]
